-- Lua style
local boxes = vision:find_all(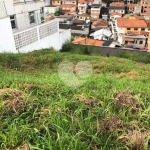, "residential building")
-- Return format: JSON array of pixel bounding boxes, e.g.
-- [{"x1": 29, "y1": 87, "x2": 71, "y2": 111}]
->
[
  {"x1": 62, "y1": 0, "x2": 77, "y2": 5},
  {"x1": 87, "y1": 0, "x2": 94, "y2": 6},
  {"x1": 78, "y1": 13, "x2": 91, "y2": 21},
  {"x1": 126, "y1": 0, "x2": 134, "y2": 5},
  {"x1": 51, "y1": 0, "x2": 61, "y2": 6},
  {"x1": 0, "y1": 0, "x2": 71, "y2": 53},
  {"x1": 72, "y1": 37, "x2": 105, "y2": 46},
  {"x1": 110, "y1": 12, "x2": 122, "y2": 21},
  {"x1": 78, "y1": 0, "x2": 88, "y2": 14},
  {"x1": 109, "y1": 2, "x2": 125, "y2": 14},
  {"x1": 134, "y1": 4, "x2": 142, "y2": 14},
  {"x1": 116, "y1": 17, "x2": 149, "y2": 35},
  {"x1": 60, "y1": 4, "x2": 77, "y2": 14},
  {"x1": 91, "y1": 20, "x2": 109, "y2": 31},
  {"x1": 44, "y1": 5, "x2": 59, "y2": 16},
  {"x1": 91, "y1": 4, "x2": 101, "y2": 18},
  {"x1": 127, "y1": 4, "x2": 136, "y2": 13},
  {"x1": 140, "y1": 0, "x2": 150, "y2": 14},
  {"x1": 90, "y1": 29, "x2": 113, "y2": 40},
  {"x1": 93, "y1": 0, "x2": 102, "y2": 4},
  {"x1": 118, "y1": 34, "x2": 146, "y2": 49}
]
